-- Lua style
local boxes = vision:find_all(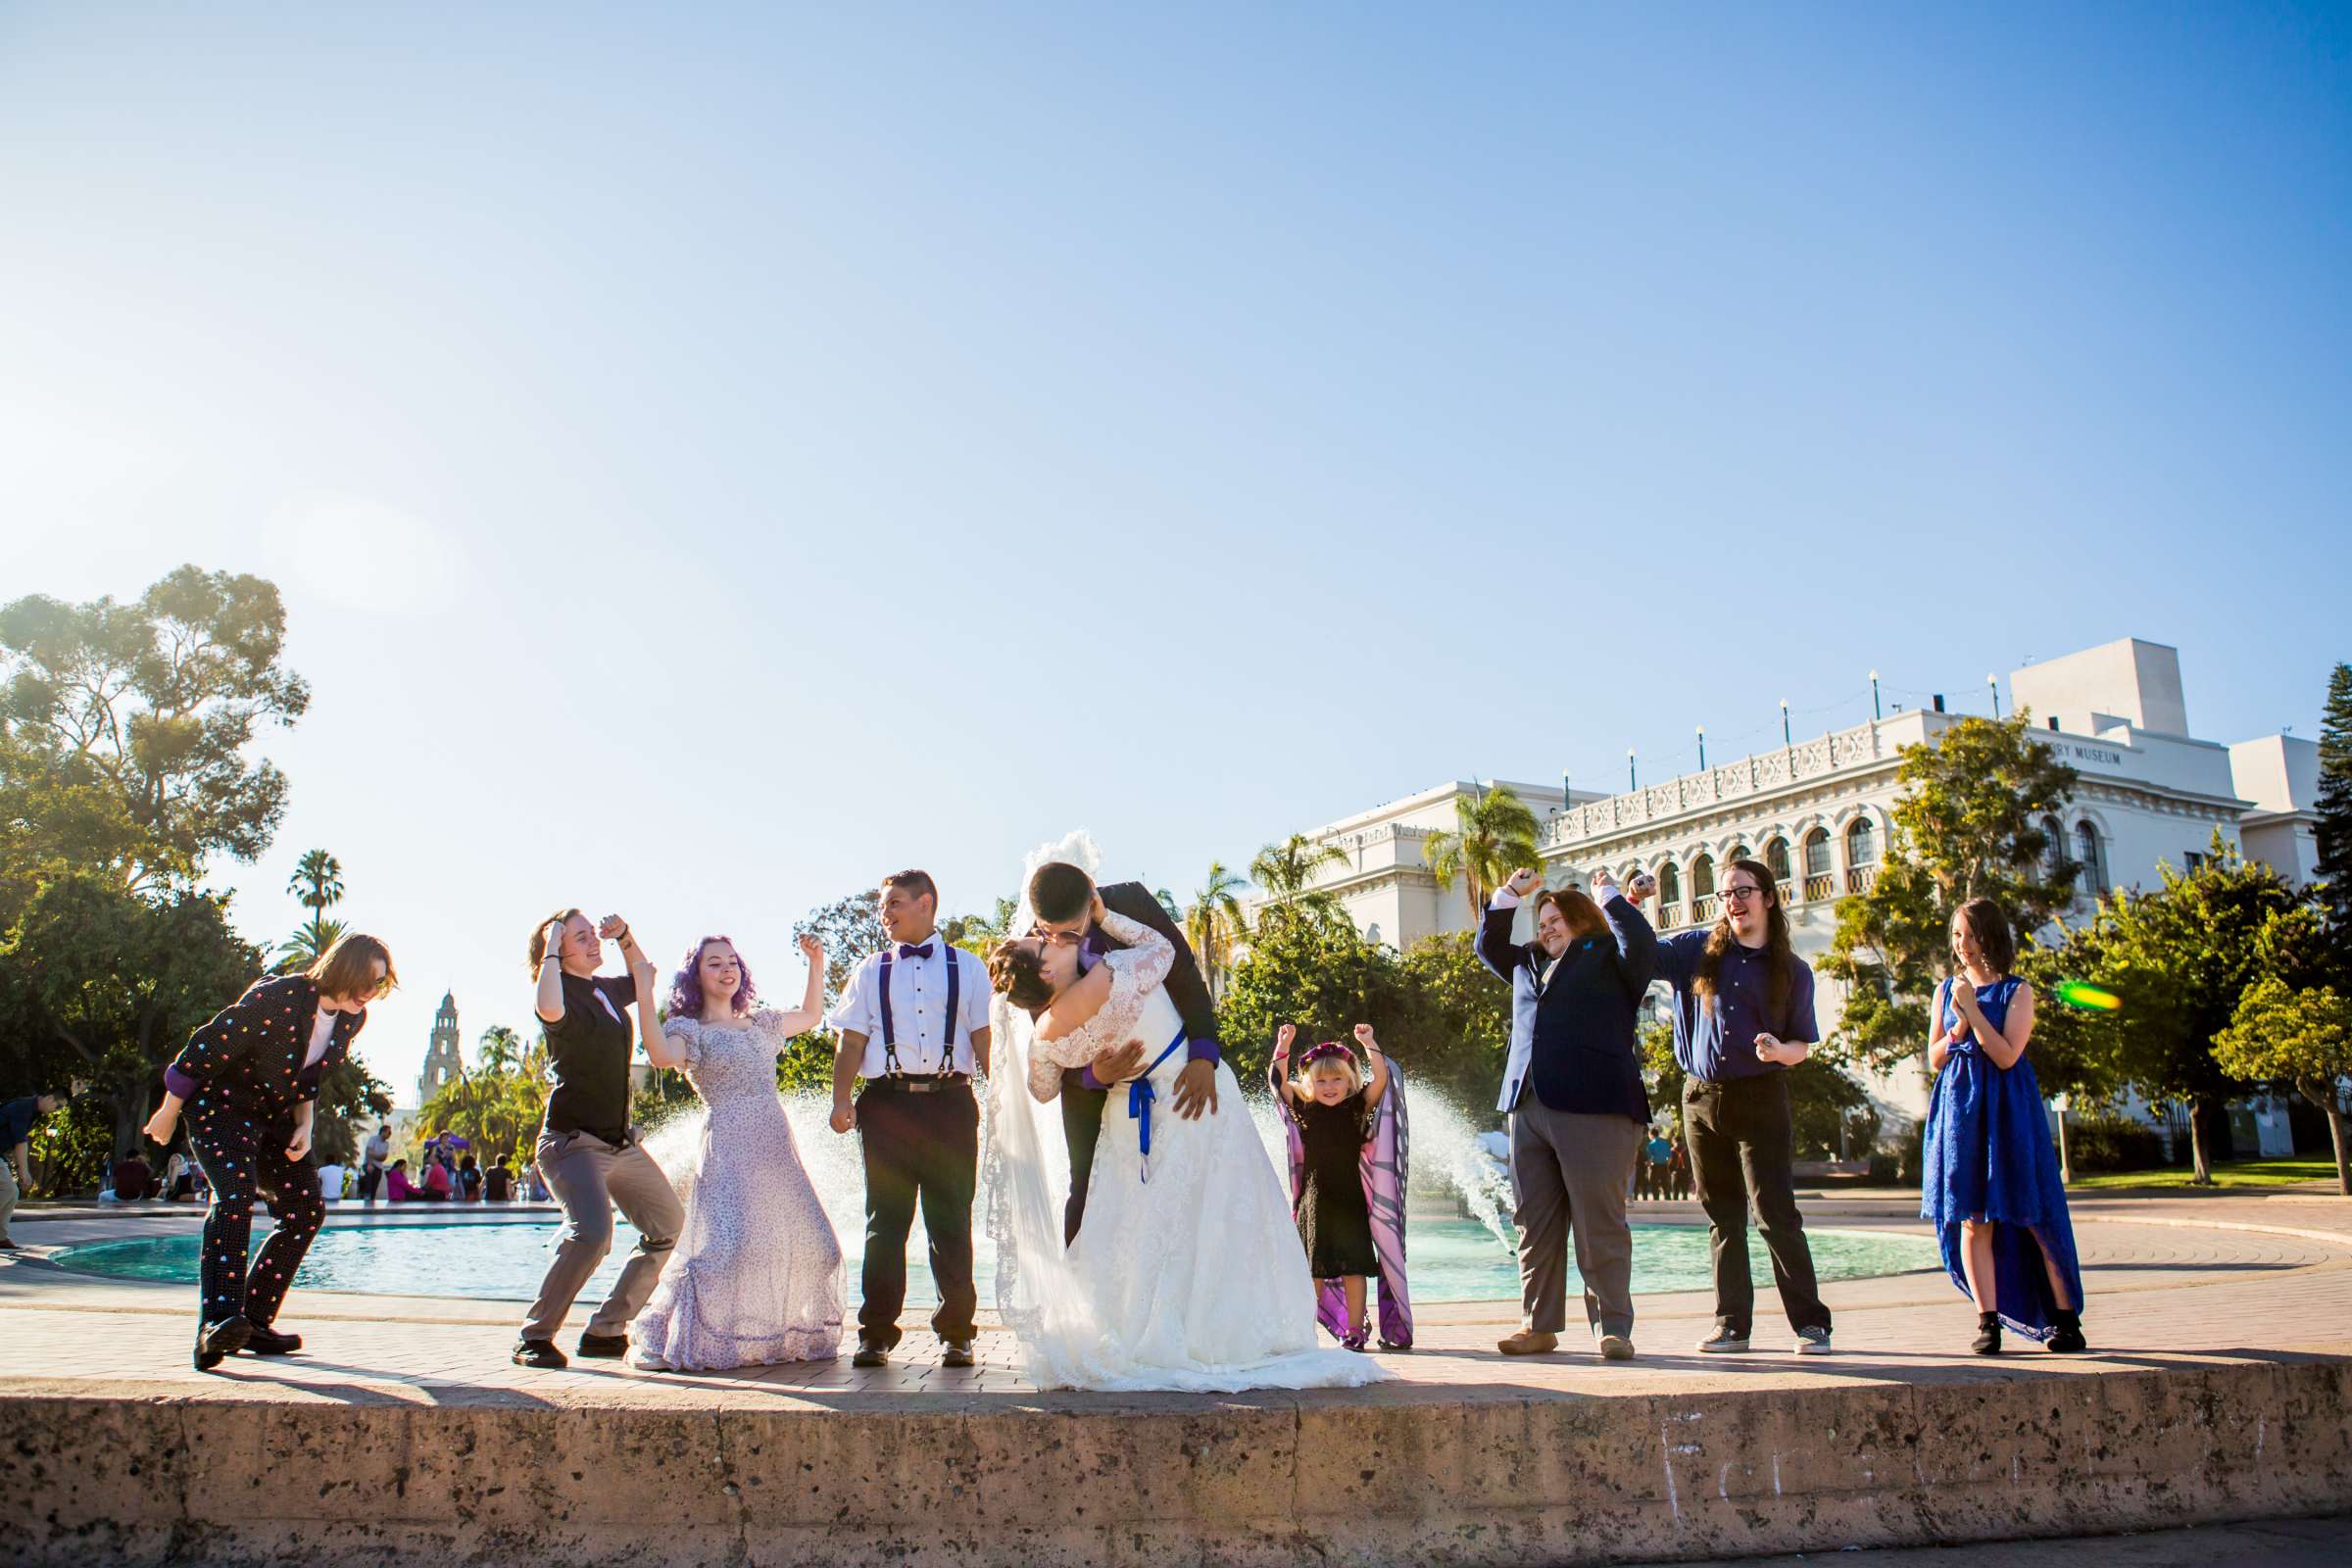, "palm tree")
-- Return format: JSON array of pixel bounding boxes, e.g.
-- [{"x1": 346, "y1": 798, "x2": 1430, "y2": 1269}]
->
[
  {"x1": 944, "y1": 896, "x2": 1018, "y2": 956},
  {"x1": 275, "y1": 914, "x2": 349, "y2": 973},
  {"x1": 1183, "y1": 861, "x2": 1250, "y2": 998},
  {"x1": 280, "y1": 849, "x2": 346, "y2": 970},
  {"x1": 1423, "y1": 784, "x2": 1543, "y2": 925},
  {"x1": 477, "y1": 1025, "x2": 524, "y2": 1076},
  {"x1": 1250, "y1": 834, "x2": 1351, "y2": 935}
]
